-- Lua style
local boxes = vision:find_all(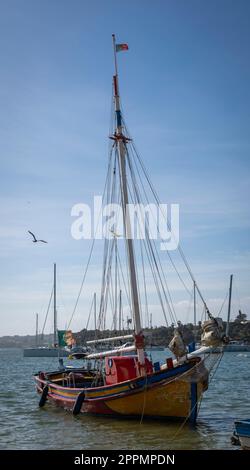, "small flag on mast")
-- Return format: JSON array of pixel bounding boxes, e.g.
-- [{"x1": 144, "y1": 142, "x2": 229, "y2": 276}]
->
[{"x1": 116, "y1": 43, "x2": 129, "y2": 52}]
